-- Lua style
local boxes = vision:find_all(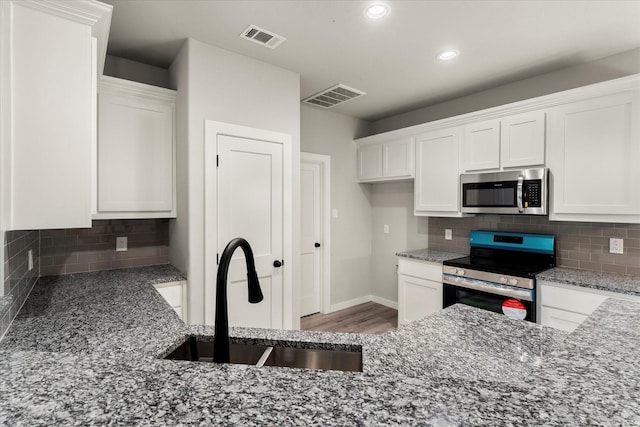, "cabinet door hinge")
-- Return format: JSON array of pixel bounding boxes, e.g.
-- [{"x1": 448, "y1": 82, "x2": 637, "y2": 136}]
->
[
  {"x1": 216, "y1": 155, "x2": 219, "y2": 167},
  {"x1": 216, "y1": 253, "x2": 219, "y2": 265}
]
